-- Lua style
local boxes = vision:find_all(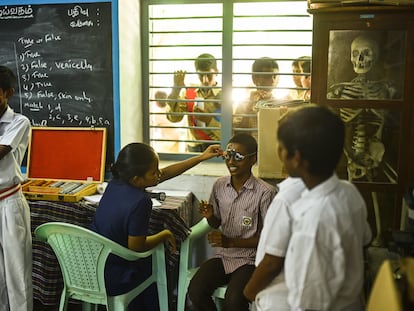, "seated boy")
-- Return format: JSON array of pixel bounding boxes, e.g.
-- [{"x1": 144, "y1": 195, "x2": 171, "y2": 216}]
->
[
  {"x1": 187, "y1": 133, "x2": 276, "y2": 311},
  {"x1": 276, "y1": 104, "x2": 372, "y2": 310}
]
